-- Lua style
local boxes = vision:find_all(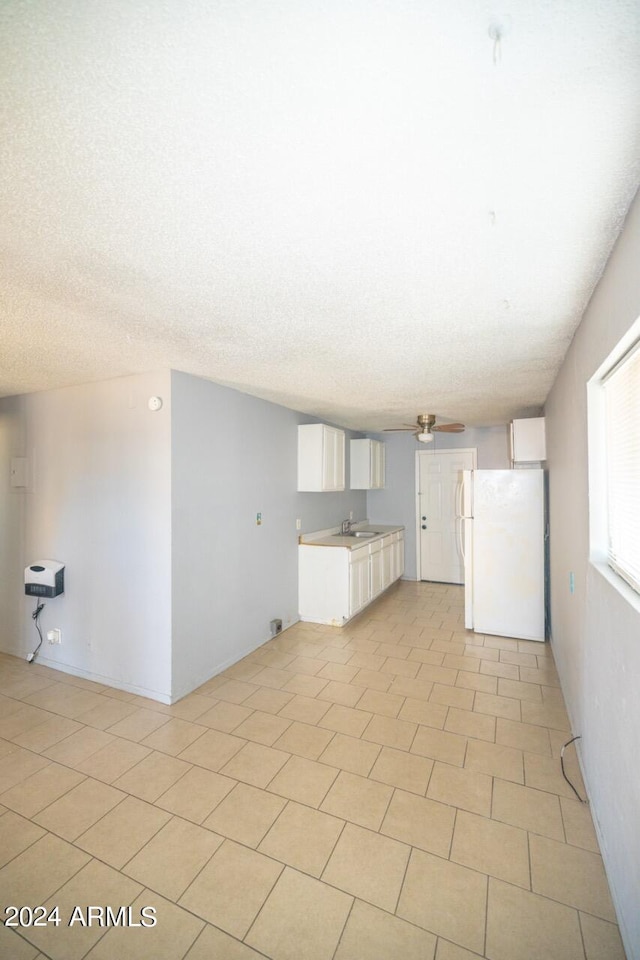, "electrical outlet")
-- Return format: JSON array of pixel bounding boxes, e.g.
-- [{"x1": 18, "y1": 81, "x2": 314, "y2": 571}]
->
[
  {"x1": 296, "y1": 518, "x2": 301, "y2": 530},
  {"x1": 47, "y1": 628, "x2": 62, "y2": 644}
]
